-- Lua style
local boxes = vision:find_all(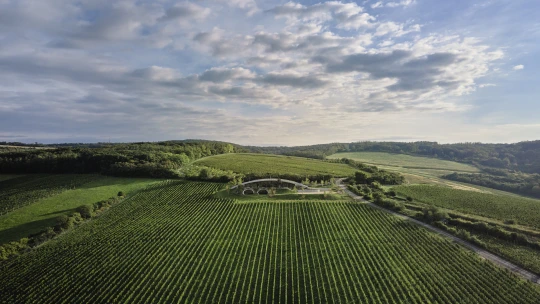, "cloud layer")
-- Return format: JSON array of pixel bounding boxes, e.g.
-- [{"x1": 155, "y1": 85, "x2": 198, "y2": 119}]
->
[{"x1": 0, "y1": 0, "x2": 519, "y2": 144}]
